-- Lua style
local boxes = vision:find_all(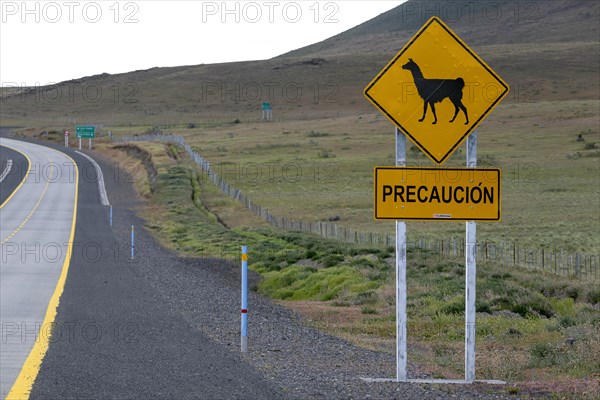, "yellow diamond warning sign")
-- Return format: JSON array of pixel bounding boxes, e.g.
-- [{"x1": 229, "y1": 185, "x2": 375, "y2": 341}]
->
[
  {"x1": 364, "y1": 17, "x2": 509, "y2": 164},
  {"x1": 374, "y1": 167, "x2": 501, "y2": 221}
]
